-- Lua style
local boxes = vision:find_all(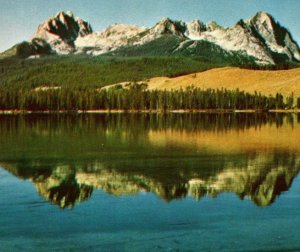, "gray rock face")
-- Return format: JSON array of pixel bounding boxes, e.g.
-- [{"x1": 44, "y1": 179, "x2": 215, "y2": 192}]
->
[
  {"x1": 152, "y1": 18, "x2": 186, "y2": 37},
  {"x1": 34, "y1": 11, "x2": 93, "y2": 53},
  {"x1": 3, "y1": 10, "x2": 299, "y2": 65},
  {"x1": 185, "y1": 20, "x2": 207, "y2": 38},
  {"x1": 120, "y1": 12, "x2": 300, "y2": 64},
  {"x1": 247, "y1": 12, "x2": 300, "y2": 61}
]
